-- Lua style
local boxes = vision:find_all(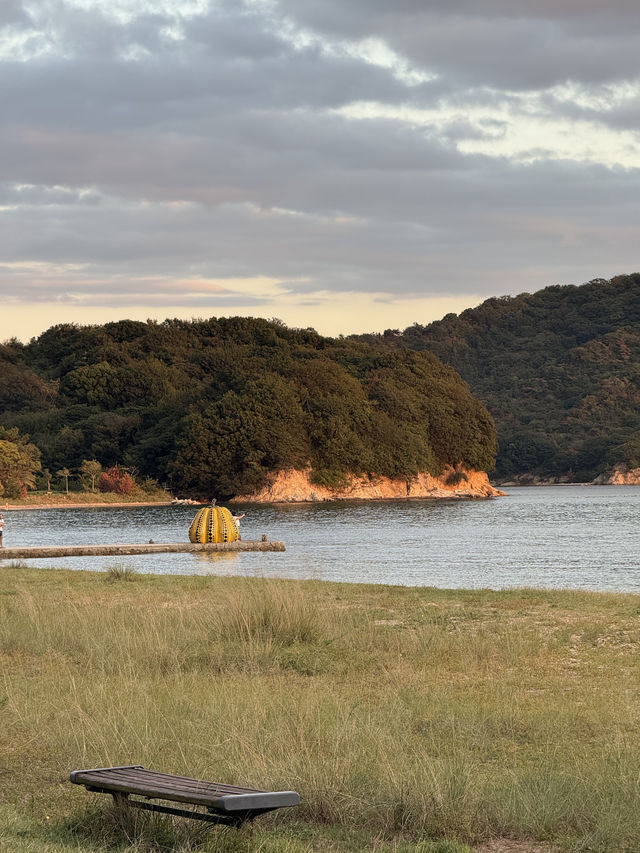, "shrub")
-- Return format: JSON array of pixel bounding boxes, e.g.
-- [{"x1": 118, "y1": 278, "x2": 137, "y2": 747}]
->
[
  {"x1": 445, "y1": 469, "x2": 469, "y2": 486},
  {"x1": 139, "y1": 476, "x2": 164, "y2": 495},
  {"x1": 1, "y1": 477, "x2": 24, "y2": 499},
  {"x1": 98, "y1": 465, "x2": 136, "y2": 495},
  {"x1": 105, "y1": 564, "x2": 138, "y2": 582}
]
